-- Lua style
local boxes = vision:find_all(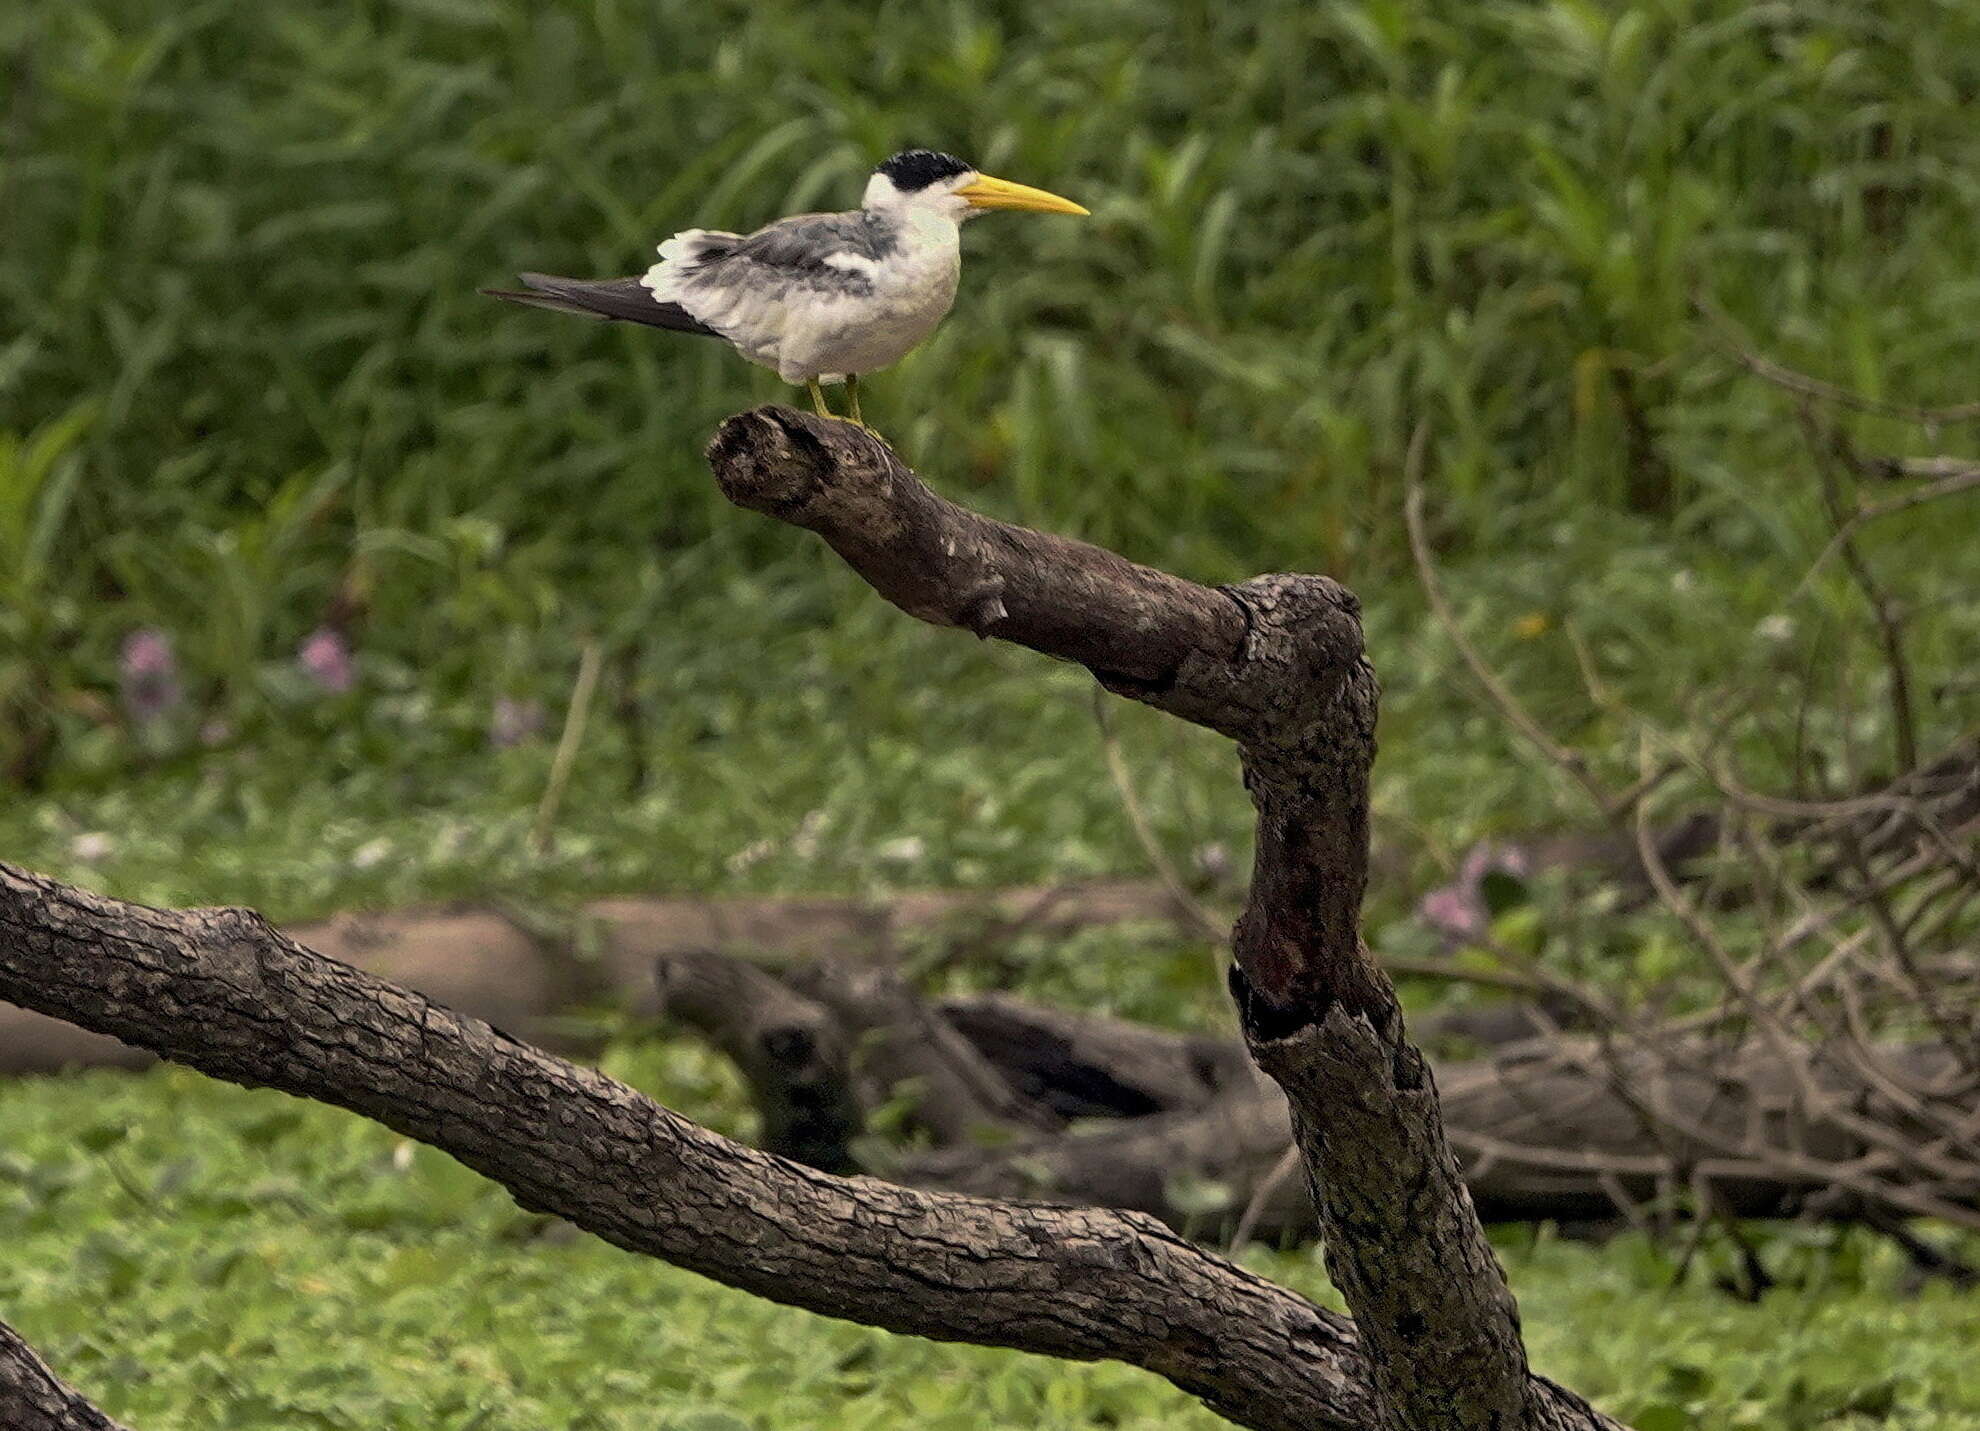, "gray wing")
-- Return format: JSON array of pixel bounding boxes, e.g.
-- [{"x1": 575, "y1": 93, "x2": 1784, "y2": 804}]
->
[
  {"x1": 684, "y1": 210, "x2": 901, "y2": 294},
  {"x1": 640, "y1": 210, "x2": 905, "y2": 367}
]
